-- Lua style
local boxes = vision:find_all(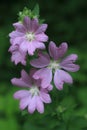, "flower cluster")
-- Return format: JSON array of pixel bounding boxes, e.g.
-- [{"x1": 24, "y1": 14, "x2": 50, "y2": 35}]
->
[{"x1": 9, "y1": 7, "x2": 80, "y2": 114}]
